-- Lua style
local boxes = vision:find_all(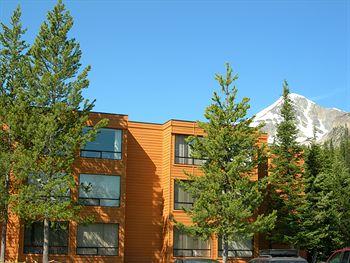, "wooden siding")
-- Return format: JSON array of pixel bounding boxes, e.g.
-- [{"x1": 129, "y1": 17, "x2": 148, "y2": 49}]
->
[
  {"x1": 3, "y1": 113, "x2": 270, "y2": 263},
  {"x1": 124, "y1": 122, "x2": 164, "y2": 263}
]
